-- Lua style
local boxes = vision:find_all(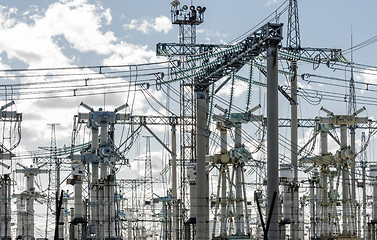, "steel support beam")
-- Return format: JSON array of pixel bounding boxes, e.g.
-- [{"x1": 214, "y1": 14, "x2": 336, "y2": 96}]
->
[
  {"x1": 267, "y1": 42, "x2": 280, "y2": 240},
  {"x1": 196, "y1": 91, "x2": 209, "y2": 240}
]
